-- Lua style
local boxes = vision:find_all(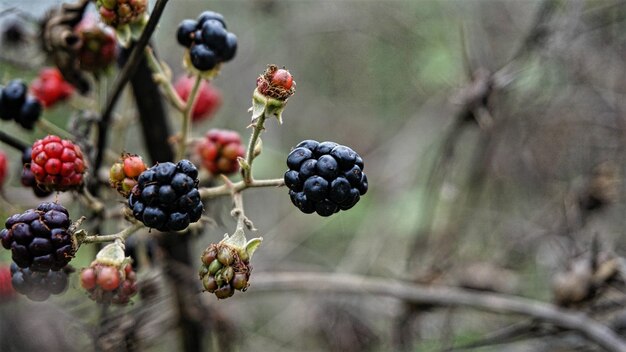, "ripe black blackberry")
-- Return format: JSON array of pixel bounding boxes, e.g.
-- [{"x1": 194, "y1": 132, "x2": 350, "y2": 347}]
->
[
  {"x1": 176, "y1": 11, "x2": 237, "y2": 71},
  {"x1": 129, "y1": 160, "x2": 203, "y2": 232},
  {"x1": 10, "y1": 262, "x2": 69, "y2": 301},
  {"x1": 0, "y1": 202, "x2": 76, "y2": 271},
  {"x1": 285, "y1": 140, "x2": 368, "y2": 216},
  {"x1": 0, "y1": 79, "x2": 42, "y2": 130}
]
